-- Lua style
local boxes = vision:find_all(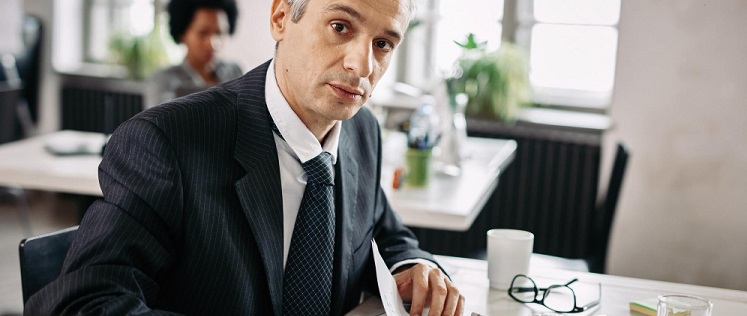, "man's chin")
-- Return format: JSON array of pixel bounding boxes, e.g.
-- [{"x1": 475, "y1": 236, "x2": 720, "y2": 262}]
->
[{"x1": 336, "y1": 104, "x2": 366, "y2": 121}]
